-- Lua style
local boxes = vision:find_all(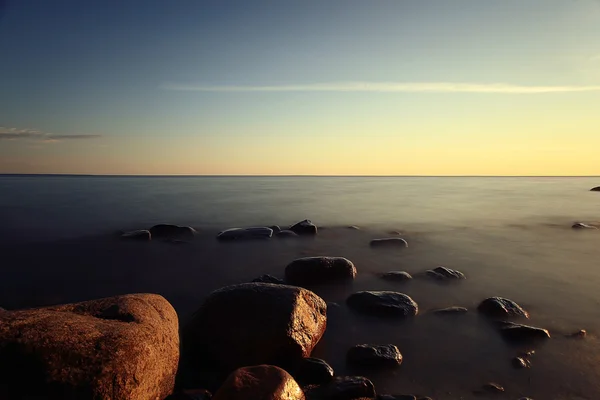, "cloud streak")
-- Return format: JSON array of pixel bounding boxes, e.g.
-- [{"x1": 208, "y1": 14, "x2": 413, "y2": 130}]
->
[
  {"x1": 0, "y1": 127, "x2": 101, "y2": 141},
  {"x1": 162, "y1": 81, "x2": 600, "y2": 94}
]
